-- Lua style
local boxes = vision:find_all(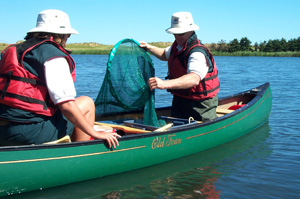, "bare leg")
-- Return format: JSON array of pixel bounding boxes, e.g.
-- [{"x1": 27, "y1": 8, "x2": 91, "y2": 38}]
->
[{"x1": 71, "y1": 96, "x2": 95, "y2": 141}]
